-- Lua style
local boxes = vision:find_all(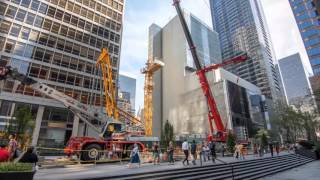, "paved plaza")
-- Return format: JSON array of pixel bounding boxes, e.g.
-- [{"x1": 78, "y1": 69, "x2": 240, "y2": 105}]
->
[{"x1": 34, "y1": 152, "x2": 308, "y2": 180}]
